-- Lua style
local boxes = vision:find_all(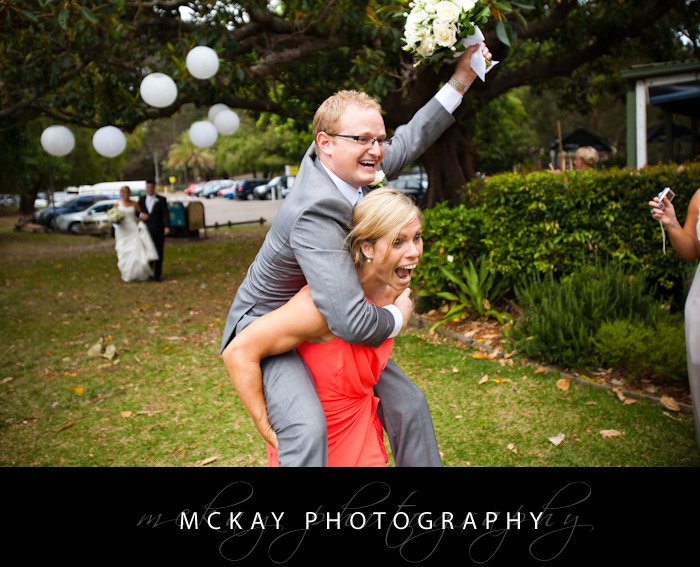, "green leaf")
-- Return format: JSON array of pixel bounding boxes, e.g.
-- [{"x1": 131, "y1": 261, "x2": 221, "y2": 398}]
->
[
  {"x1": 19, "y1": 10, "x2": 39, "y2": 23},
  {"x1": 511, "y1": 1, "x2": 535, "y2": 9},
  {"x1": 79, "y1": 6, "x2": 99, "y2": 25},
  {"x1": 58, "y1": 10, "x2": 69, "y2": 30},
  {"x1": 495, "y1": 21, "x2": 511, "y2": 46}
]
